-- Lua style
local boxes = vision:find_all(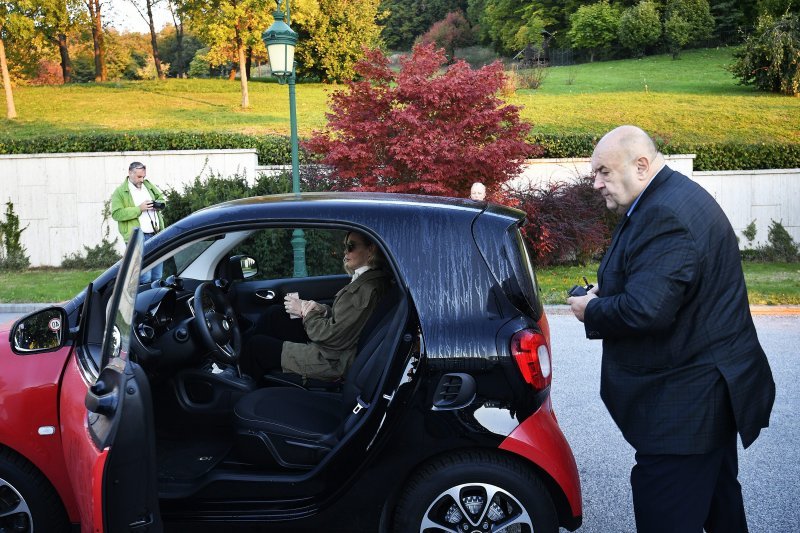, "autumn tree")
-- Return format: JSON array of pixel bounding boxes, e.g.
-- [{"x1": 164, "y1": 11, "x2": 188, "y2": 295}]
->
[
  {"x1": 126, "y1": 0, "x2": 166, "y2": 79},
  {"x1": 1, "y1": 0, "x2": 34, "y2": 118},
  {"x1": 293, "y1": 0, "x2": 384, "y2": 82},
  {"x1": 416, "y1": 10, "x2": 474, "y2": 61},
  {"x1": 177, "y1": 0, "x2": 270, "y2": 107},
  {"x1": 306, "y1": 44, "x2": 532, "y2": 196},
  {"x1": 34, "y1": 0, "x2": 82, "y2": 83},
  {"x1": 84, "y1": 0, "x2": 106, "y2": 81}
]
